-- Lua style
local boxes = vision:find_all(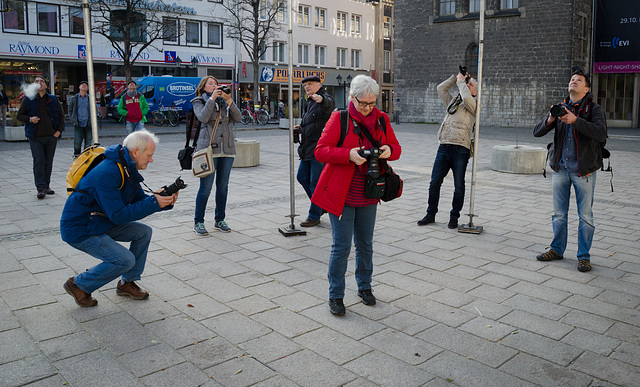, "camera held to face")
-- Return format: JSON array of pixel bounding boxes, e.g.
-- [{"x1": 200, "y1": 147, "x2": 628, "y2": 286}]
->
[
  {"x1": 219, "y1": 85, "x2": 231, "y2": 95},
  {"x1": 159, "y1": 177, "x2": 187, "y2": 197},
  {"x1": 550, "y1": 103, "x2": 570, "y2": 118},
  {"x1": 358, "y1": 148, "x2": 383, "y2": 178},
  {"x1": 459, "y1": 65, "x2": 471, "y2": 84}
]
